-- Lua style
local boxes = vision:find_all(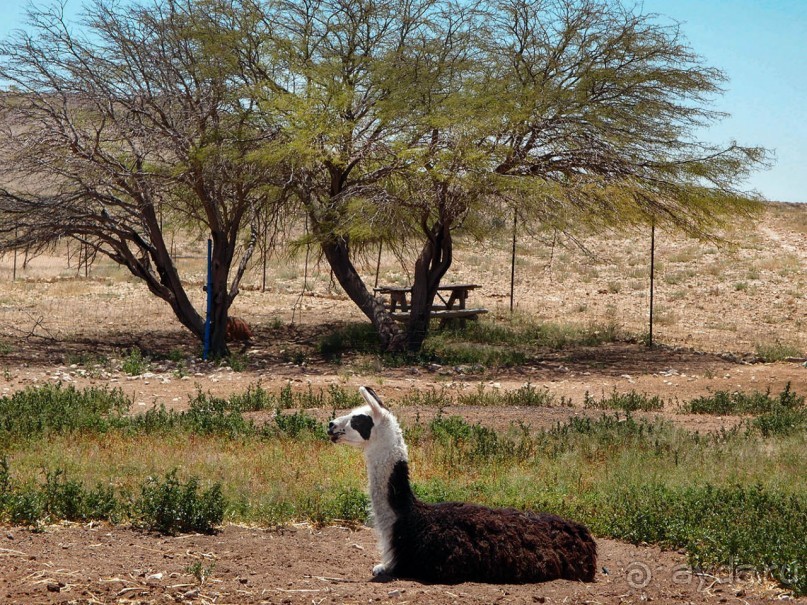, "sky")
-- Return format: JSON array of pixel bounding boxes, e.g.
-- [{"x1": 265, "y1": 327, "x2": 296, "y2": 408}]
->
[
  {"x1": 0, "y1": 0, "x2": 805, "y2": 203},
  {"x1": 641, "y1": 0, "x2": 807, "y2": 203}
]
